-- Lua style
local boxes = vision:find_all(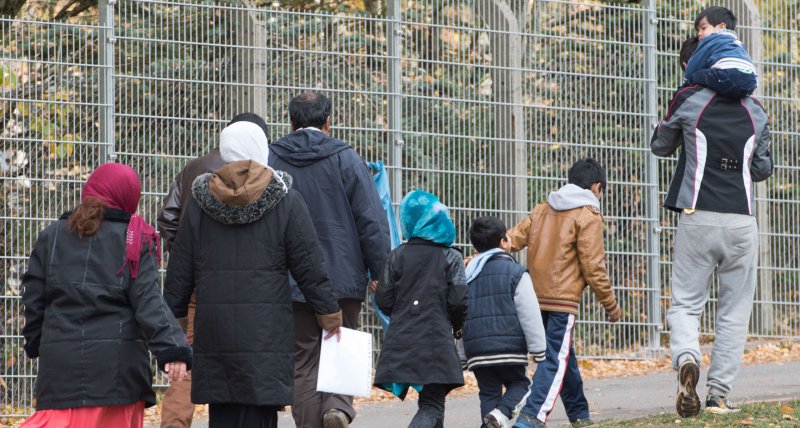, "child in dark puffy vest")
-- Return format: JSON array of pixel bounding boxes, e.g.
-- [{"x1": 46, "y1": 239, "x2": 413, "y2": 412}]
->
[
  {"x1": 463, "y1": 216, "x2": 546, "y2": 428},
  {"x1": 373, "y1": 190, "x2": 468, "y2": 428}
]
